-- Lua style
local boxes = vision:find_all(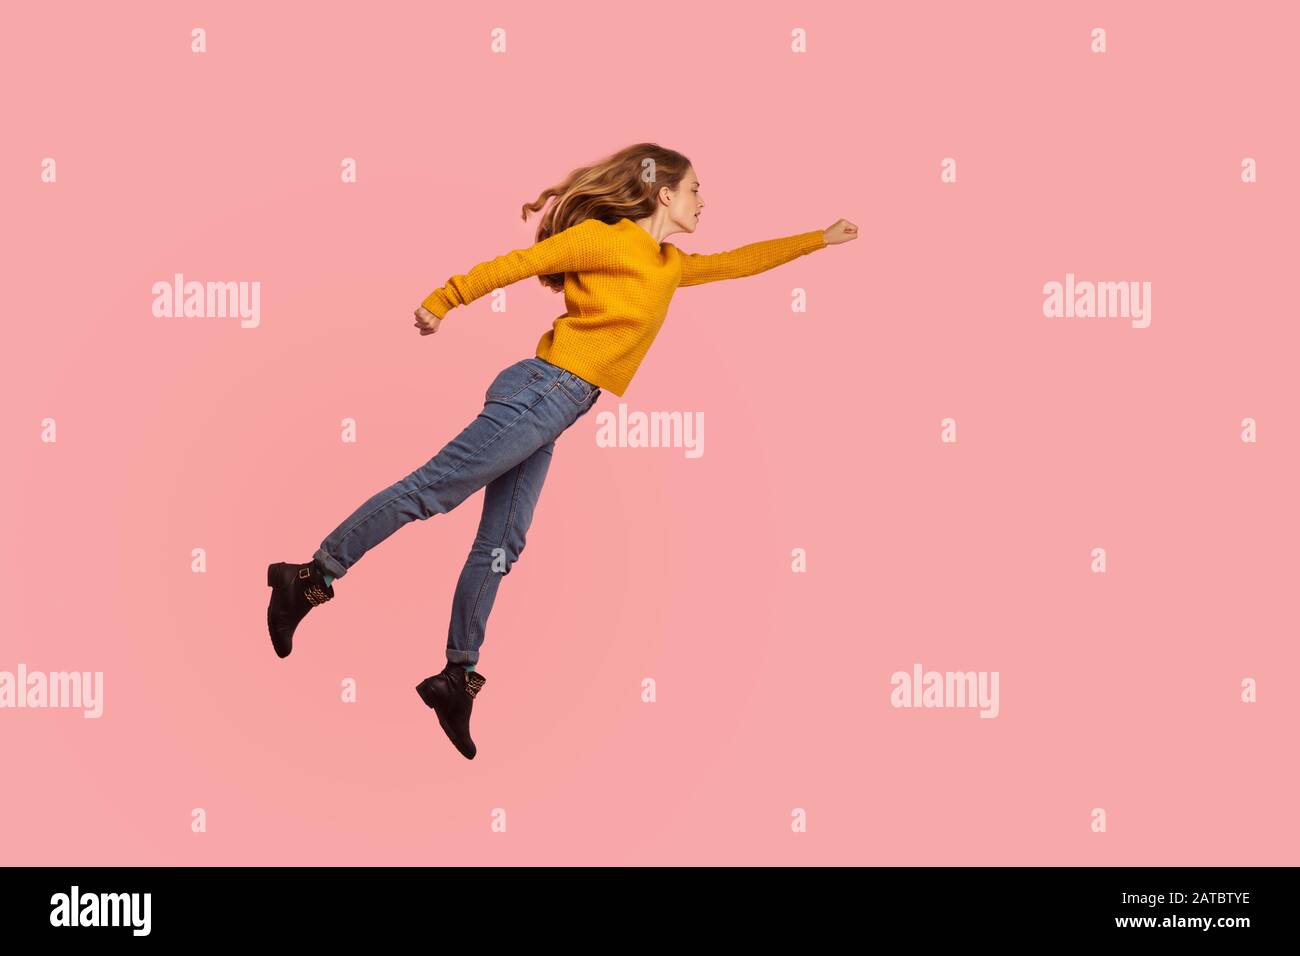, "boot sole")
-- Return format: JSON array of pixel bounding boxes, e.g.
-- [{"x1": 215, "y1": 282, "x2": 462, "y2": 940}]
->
[
  {"x1": 266, "y1": 563, "x2": 301, "y2": 658},
  {"x1": 416, "y1": 679, "x2": 476, "y2": 760},
  {"x1": 267, "y1": 600, "x2": 293, "y2": 659}
]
